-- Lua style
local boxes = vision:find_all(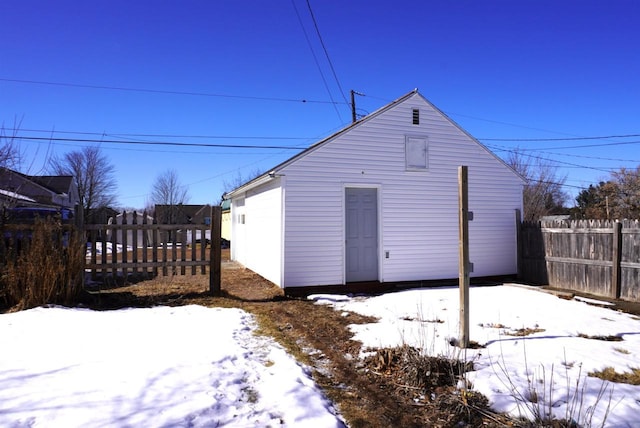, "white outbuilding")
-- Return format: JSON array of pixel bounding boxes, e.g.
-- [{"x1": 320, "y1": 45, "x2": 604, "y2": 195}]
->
[{"x1": 224, "y1": 90, "x2": 525, "y2": 294}]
